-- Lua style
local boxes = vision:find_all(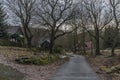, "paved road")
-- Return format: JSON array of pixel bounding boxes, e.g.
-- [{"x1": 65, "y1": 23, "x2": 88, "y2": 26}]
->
[{"x1": 51, "y1": 55, "x2": 100, "y2": 80}]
